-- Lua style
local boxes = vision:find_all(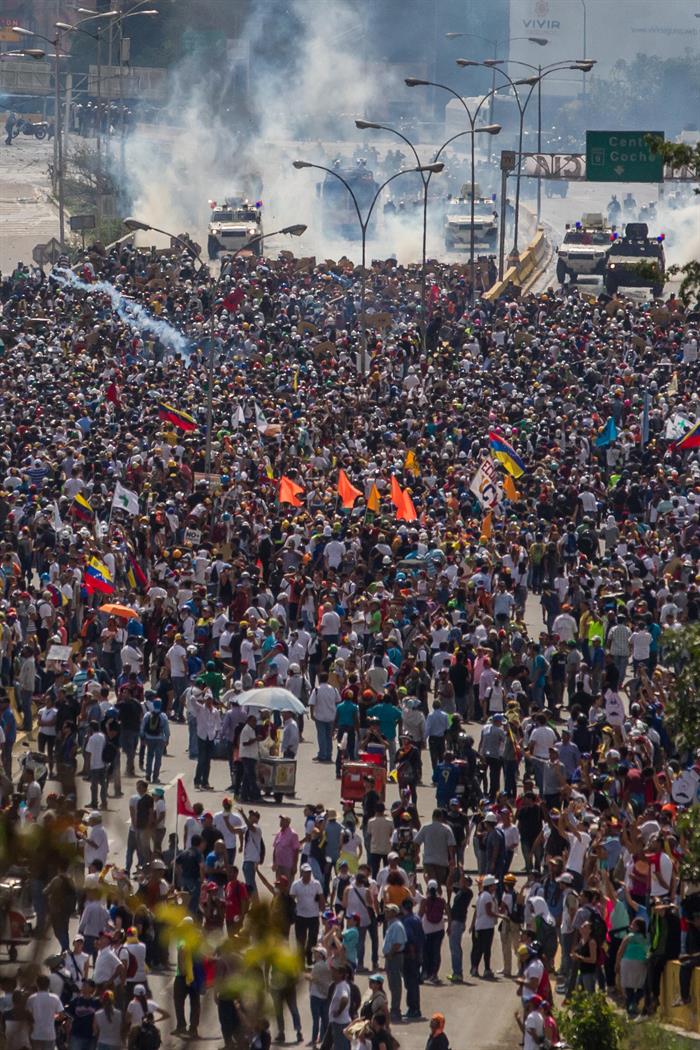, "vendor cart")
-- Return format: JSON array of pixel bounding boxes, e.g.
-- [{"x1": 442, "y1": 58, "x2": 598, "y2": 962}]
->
[
  {"x1": 257, "y1": 755, "x2": 297, "y2": 803},
  {"x1": 341, "y1": 761, "x2": 386, "y2": 803},
  {"x1": 0, "y1": 876, "x2": 32, "y2": 962}
]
